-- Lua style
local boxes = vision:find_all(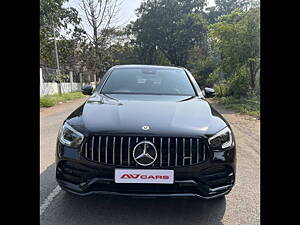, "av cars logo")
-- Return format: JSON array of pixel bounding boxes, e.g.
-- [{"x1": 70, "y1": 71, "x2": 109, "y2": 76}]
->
[
  {"x1": 120, "y1": 174, "x2": 170, "y2": 179},
  {"x1": 115, "y1": 169, "x2": 174, "y2": 184}
]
